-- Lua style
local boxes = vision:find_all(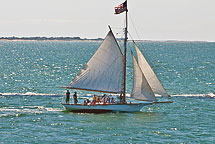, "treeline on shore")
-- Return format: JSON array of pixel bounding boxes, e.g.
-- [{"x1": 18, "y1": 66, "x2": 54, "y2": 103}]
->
[{"x1": 0, "y1": 36, "x2": 104, "y2": 41}]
